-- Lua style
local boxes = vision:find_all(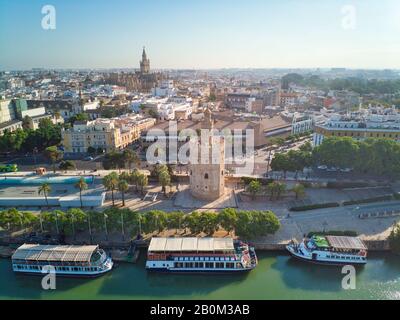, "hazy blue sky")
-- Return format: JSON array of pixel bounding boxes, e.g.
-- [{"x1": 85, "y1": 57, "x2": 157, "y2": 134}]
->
[{"x1": 1, "y1": 0, "x2": 400, "y2": 70}]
